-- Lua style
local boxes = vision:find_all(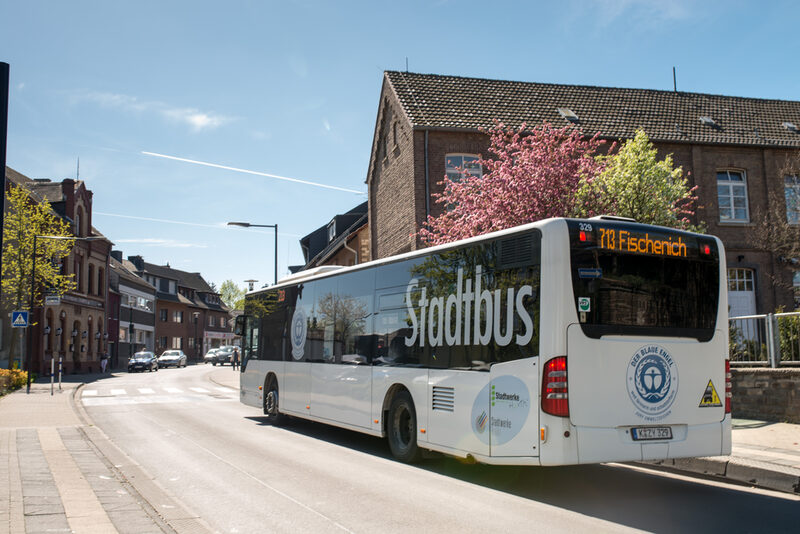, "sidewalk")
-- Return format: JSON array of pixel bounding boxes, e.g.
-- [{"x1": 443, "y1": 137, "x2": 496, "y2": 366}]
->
[
  {"x1": 0, "y1": 373, "x2": 211, "y2": 534},
  {"x1": 642, "y1": 418, "x2": 800, "y2": 494},
  {"x1": 2, "y1": 374, "x2": 798, "y2": 534}
]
